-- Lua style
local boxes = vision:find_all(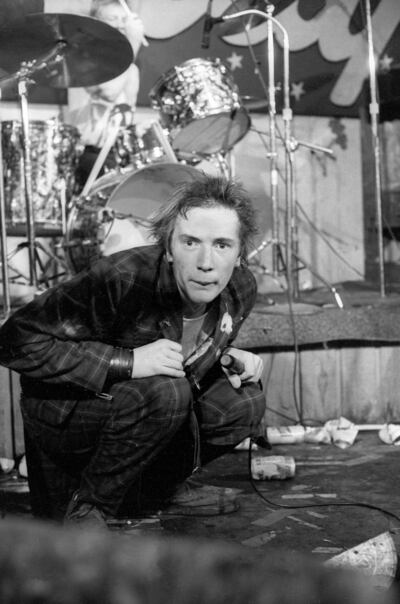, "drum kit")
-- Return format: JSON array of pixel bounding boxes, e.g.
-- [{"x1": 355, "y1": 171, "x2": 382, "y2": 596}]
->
[
  {"x1": 0, "y1": 11, "x2": 257, "y2": 315},
  {"x1": 0, "y1": 3, "x2": 346, "y2": 318}
]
